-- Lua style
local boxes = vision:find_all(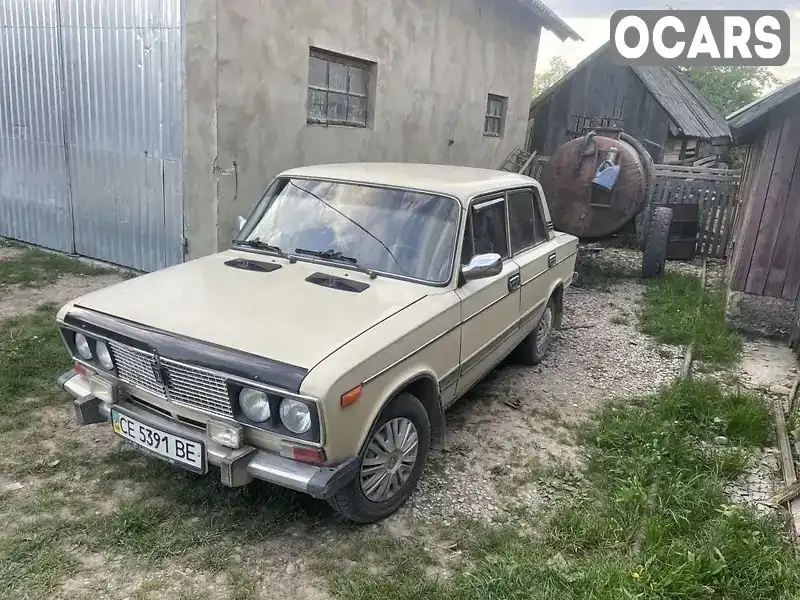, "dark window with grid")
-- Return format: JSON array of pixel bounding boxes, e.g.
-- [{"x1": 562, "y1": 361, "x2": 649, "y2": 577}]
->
[
  {"x1": 307, "y1": 49, "x2": 370, "y2": 127},
  {"x1": 484, "y1": 94, "x2": 507, "y2": 137}
]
